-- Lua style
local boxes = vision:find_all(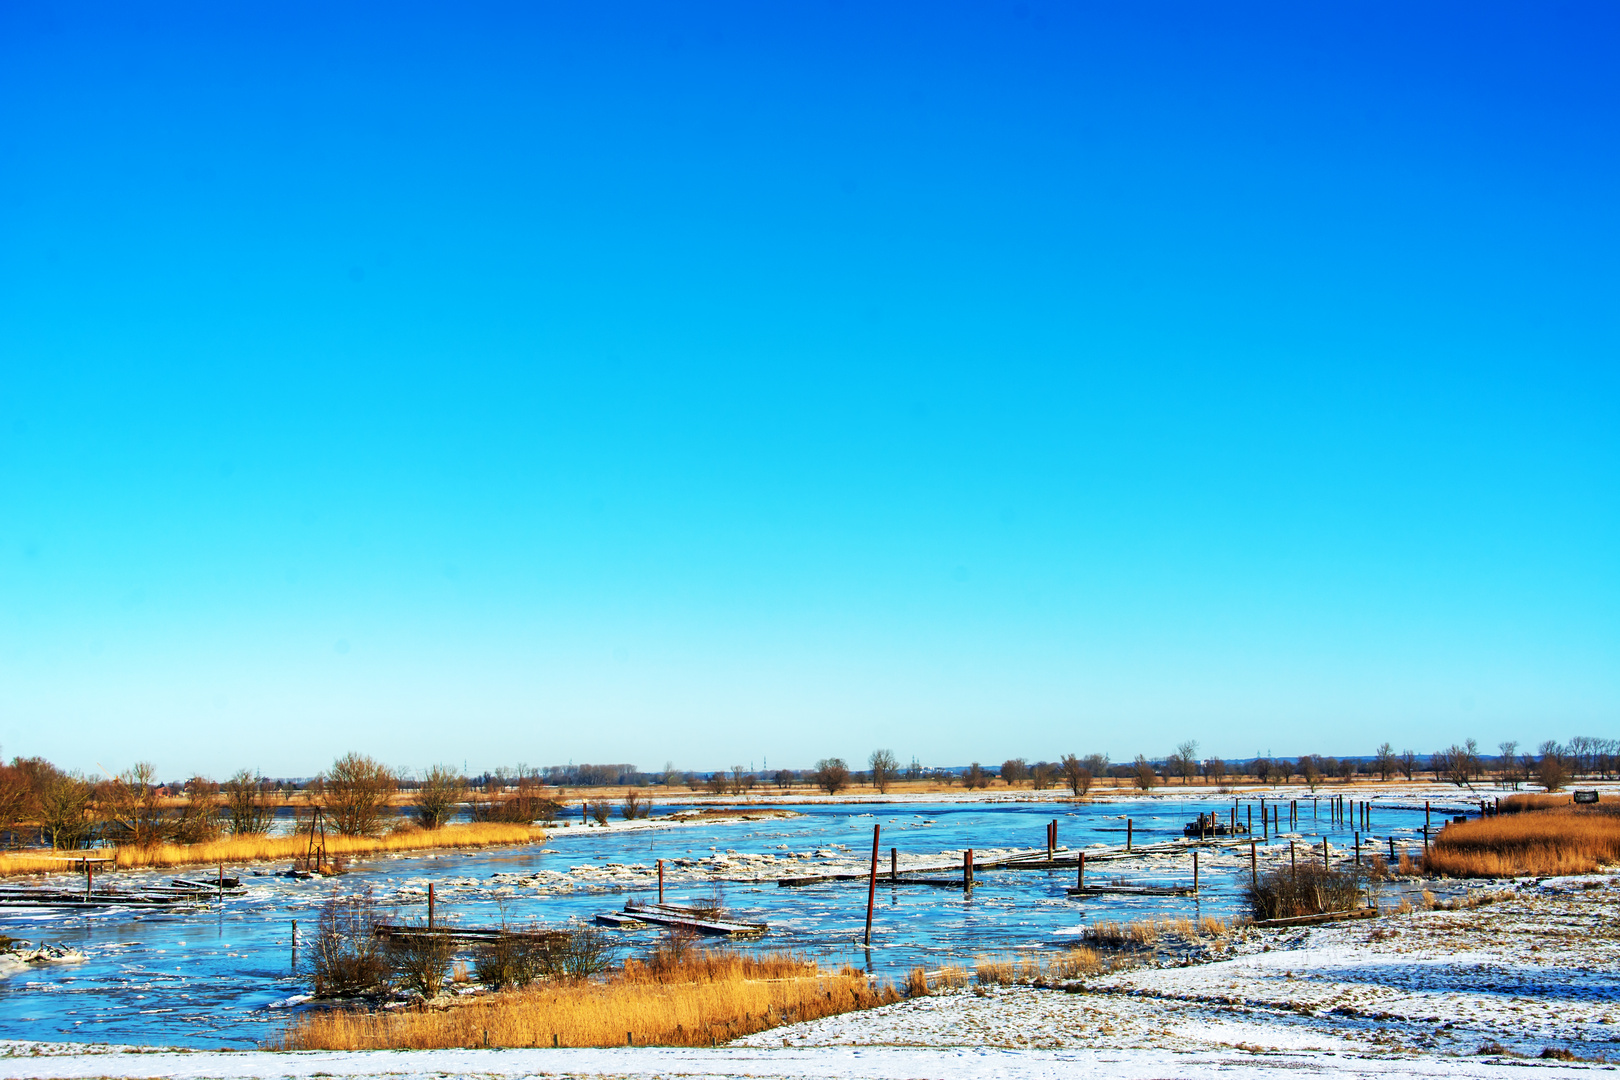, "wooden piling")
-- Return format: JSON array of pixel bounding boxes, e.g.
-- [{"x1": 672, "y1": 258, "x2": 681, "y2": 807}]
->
[
  {"x1": 1077, "y1": 851, "x2": 1085, "y2": 889},
  {"x1": 1126, "y1": 819, "x2": 1133, "y2": 852},
  {"x1": 1290, "y1": 840, "x2": 1296, "y2": 881},
  {"x1": 657, "y1": 859, "x2": 664, "y2": 904},
  {"x1": 864, "y1": 824, "x2": 880, "y2": 946},
  {"x1": 1249, "y1": 839, "x2": 1257, "y2": 885},
  {"x1": 428, "y1": 883, "x2": 435, "y2": 930},
  {"x1": 891, "y1": 847, "x2": 897, "y2": 881},
  {"x1": 1354, "y1": 831, "x2": 1360, "y2": 866},
  {"x1": 1192, "y1": 851, "x2": 1199, "y2": 890},
  {"x1": 964, "y1": 848, "x2": 974, "y2": 889}
]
